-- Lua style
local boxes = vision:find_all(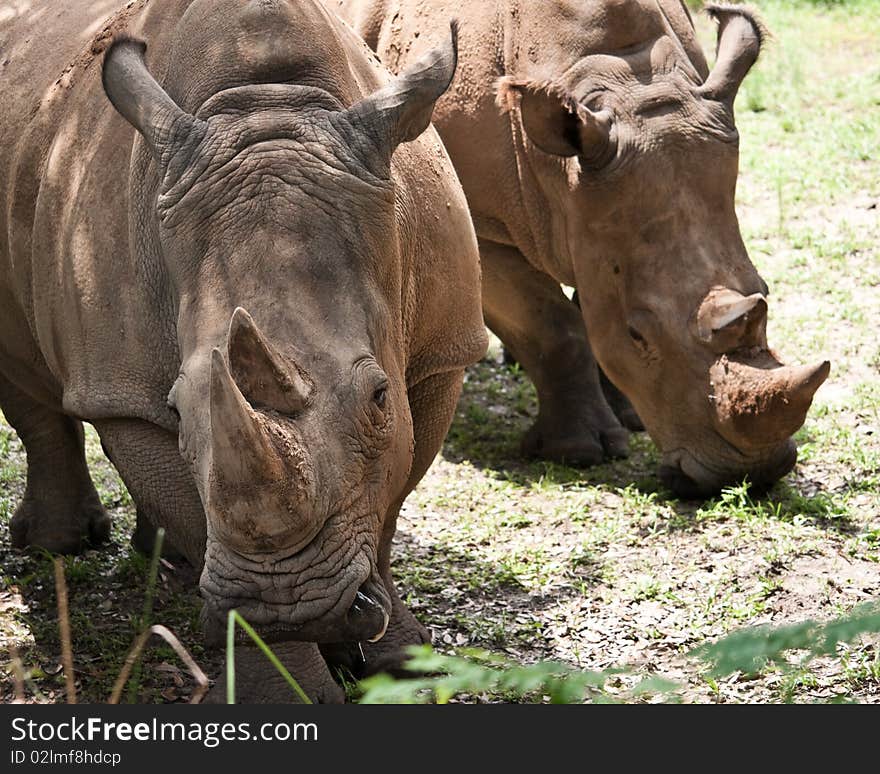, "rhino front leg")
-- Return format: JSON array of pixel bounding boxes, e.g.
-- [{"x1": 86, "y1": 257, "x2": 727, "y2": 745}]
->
[
  {"x1": 0, "y1": 372, "x2": 110, "y2": 554},
  {"x1": 92, "y1": 419, "x2": 205, "y2": 567},
  {"x1": 322, "y1": 369, "x2": 463, "y2": 678},
  {"x1": 479, "y1": 239, "x2": 630, "y2": 465},
  {"x1": 570, "y1": 290, "x2": 644, "y2": 433}
]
